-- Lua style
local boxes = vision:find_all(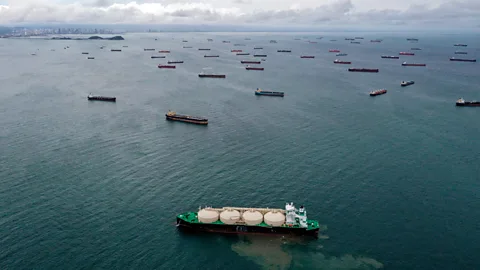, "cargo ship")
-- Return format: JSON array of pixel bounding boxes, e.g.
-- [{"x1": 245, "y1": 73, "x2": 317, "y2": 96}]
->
[
  {"x1": 277, "y1": 50, "x2": 291, "y2": 53},
  {"x1": 231, "y1": 50, "x2": 242, "y2": 52},
  {"x1": 198, "y1": 73, "x2": 226, "y2": 78},
  {"x1": 151, "y1": 56, "x2": 166, "y2": 59},
  {"x1": 241, "y1": 61, "x2": 261, "y2": 64},
  {"x1": 177, "y1": 202, "x2": 318, "y2": 237},
  {"x1": 269, "y1": 40, "x2": 277, "y2": 43},
  {"x1": 355, "y1": 37, "x2": 364, "y2": 39},
  {"x1": 204, "y1": 55, "x2": 219, "y2": 58},
  {"x1": 351, "y1": 41, "x2": 361, "y2": 44},
  {"x1": 144, "y1": 48, "x2": 155, "y2": 51},
  {"x1": 166, "y1": 111, "x2": 208, "y2": 125},
  {"x1": 300, "y1": 56, "x2": 315, "y2": 58},
  {"x1": 454, "y1": 44, "x2": 467, "y2": 47},
  {"x1": 370, "y1": 39, "x2": 383, "y2": 43},
  {"x1": 111, "y1": 49, "x2": 121, "y2": 52},
  {"x1": 255, "y1": 88, "x2": 284, "y2": 97},
  {"x1": 401, "y1": 80, "x2": 415, "y2": 87},
  {"x1": 381, "y1": 55, "x2": 400, "y2": 59},
  {"x1": 449, "y1": 57, "x2": 476, "y2": 62},
  {"x1": 334, "y1": 59, "x2": 351, "y2": 64},
  {"x1": 402, "y1": 62, "x2": 426, "y2": 66},
  {"x1": 183, "y1": 46, "x2": 192, "y2": 48},
  {"x1": 199, "y1": 48, "x2": 211, "y2": 51},
  {"x1": 237, "y1": 53, "x2": 250, "y2": 55},
  {"x1": 87, "y1": 94, "x2": 116, "y2": 102},
  {"x1": 456, "y1": 98, "x2": 480, "y2": 107},
  {"x1": 329, "y1": 49, "x2": 340, "y2": 52},
  {"x1": 411, "y1": 48, "x2": 422, "y2": 50},
  {"x1": 222, "y1": 41, "x2": 230, "y2": 43},
  {"x1": 345, "y1": 38, "x2": 355, "y2": 41},
  {"x1": 455, "y1": 51, "x2": 468, "y2": 54},
  {"x1": 158, "y1": 65, "x2": 176, "y2": 69},
  {"x1": 87, "y1": 57, "x2": 95, "y2": 60},
  {"x1": 168, "y1": 61, "x2": 184, "y2": 64},
  {"x1": 399, "y1": 52, "x2": 414, "y2": 56},
  {"x1": 158, "y1": 50, "x2": 170, "y2": 53},
  {"x1": 234, "y1": 44, "x2": 246, "y2": 46},
  {"x1": 369, "y1": 89, "x2": 387, "y2": 96},
  {"x1": 407, "y1": 38, "x2": 419, "y2": 41},
  {"x1": 254, "y1": 47, "x2": 263, "y2": 49},
  {"x1": 82, "y1": 52, "x2": 89, "y2": 54},
  {"x1": 254, "y1": 54, "x2": 267, "y2": 57},
  {"x1": 348, "y1": 68, "x2": 379, "y2": 73},
  {"x1": 336, "y1": 53, "x2": 348, "y2": 56},
  {"x1": 246, "y1": 66, "x2": 264, "y2": 71}
]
